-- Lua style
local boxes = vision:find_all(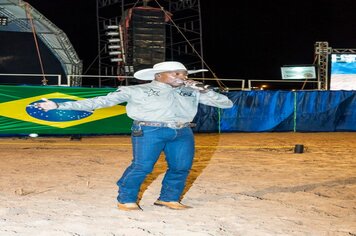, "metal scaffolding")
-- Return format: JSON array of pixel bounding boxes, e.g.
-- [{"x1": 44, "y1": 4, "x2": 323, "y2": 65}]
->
[
  {"x1": 314, "y1": 41, "x2": 332, "y2": 90},
  {"x1": 96, "y1": 0, "x2": 204, "y2": 86},
  {"x1": 315, "y1": 42, "x2": 356, "y2": 90}
]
